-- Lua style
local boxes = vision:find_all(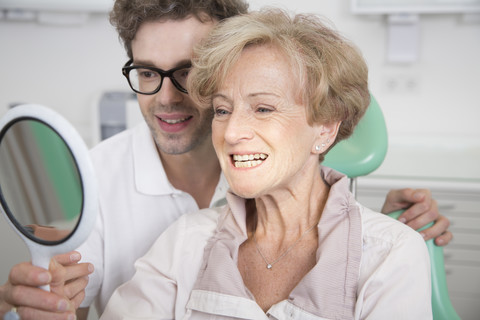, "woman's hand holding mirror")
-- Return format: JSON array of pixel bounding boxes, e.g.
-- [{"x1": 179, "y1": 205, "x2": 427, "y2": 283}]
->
[{"x1": 0, "y1": 251, "x2": 93, "y2": 320}]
